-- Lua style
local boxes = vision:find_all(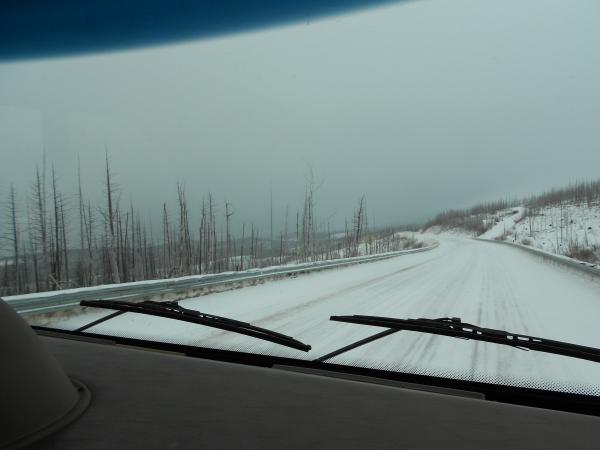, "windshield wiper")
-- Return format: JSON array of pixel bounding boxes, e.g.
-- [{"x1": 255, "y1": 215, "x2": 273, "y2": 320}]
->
[
  {"x1": 316, "y1": 315, "x2": 600, "y2": 364},
  {"x1": 77, "y1": 300, "x2": 311, "y2": 352}
]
